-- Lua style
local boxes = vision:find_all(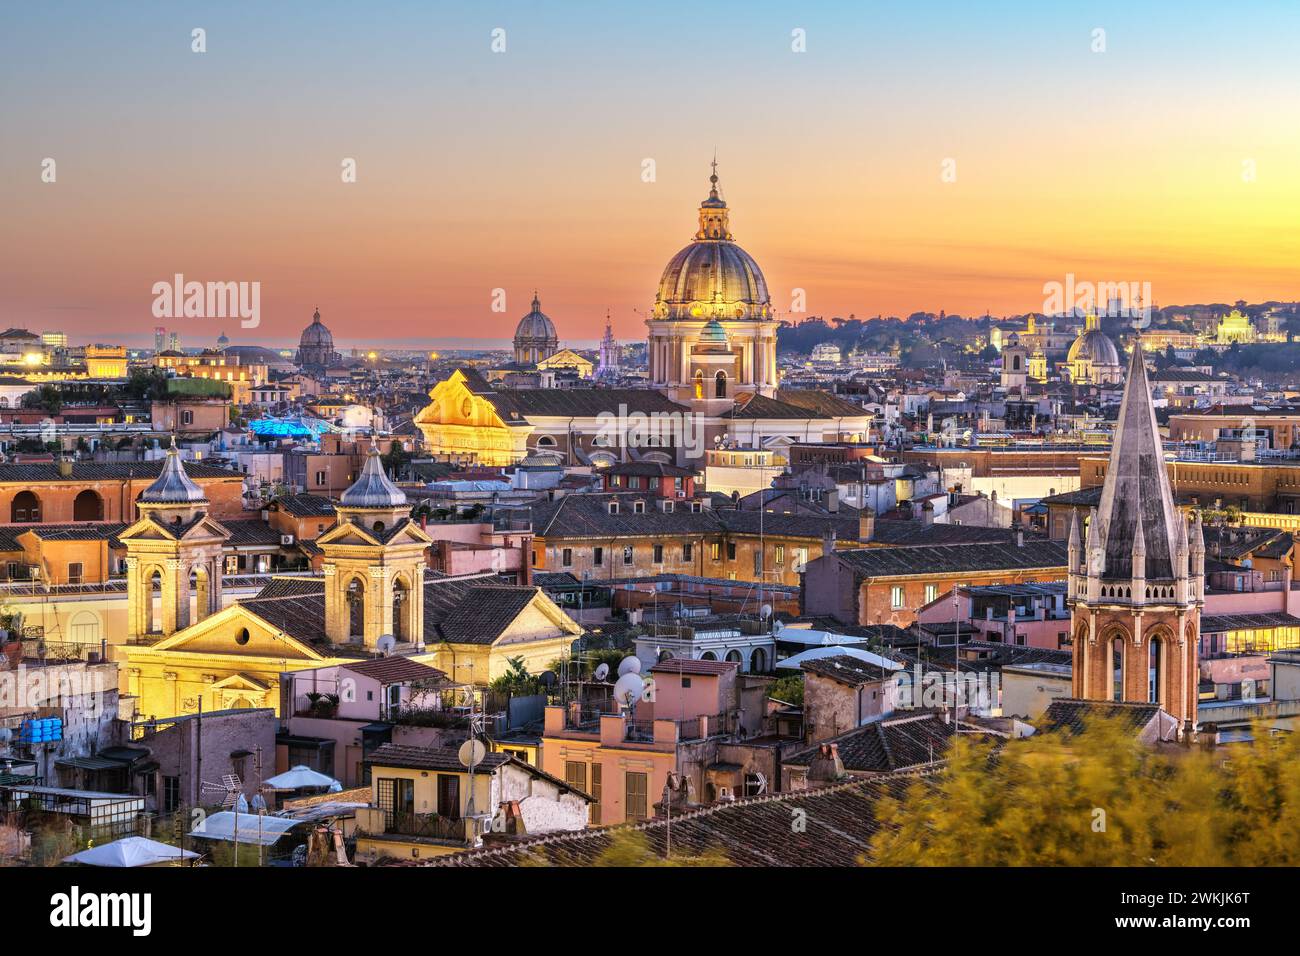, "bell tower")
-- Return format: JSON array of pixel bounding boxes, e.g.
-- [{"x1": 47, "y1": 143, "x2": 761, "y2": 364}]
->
[
  {"x1": 120, "y1": 439, "x2": 230, "y2": 641},
  {"x1": 318, "y1": 447, "x2": 431, "y2": 649},
  {"x1": 1067, "y1": 339, "x2": 1204, "y2": 733}
]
